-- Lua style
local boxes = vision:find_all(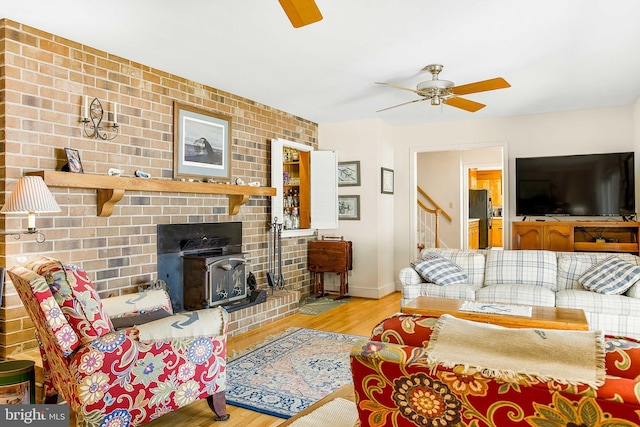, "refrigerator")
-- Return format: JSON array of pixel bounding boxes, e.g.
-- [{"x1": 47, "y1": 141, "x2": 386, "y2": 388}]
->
[{"x1": 469, "y1": 189, "x2": 492, "y2": 249}]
